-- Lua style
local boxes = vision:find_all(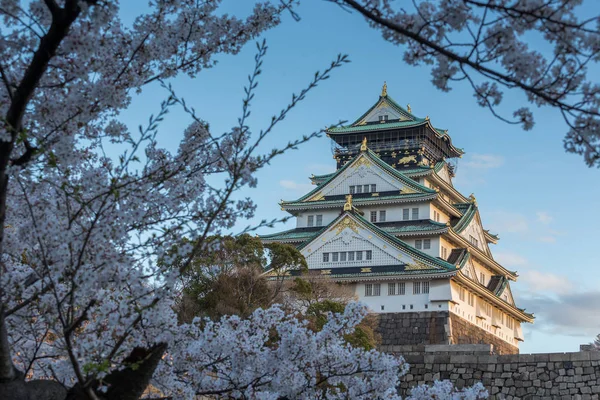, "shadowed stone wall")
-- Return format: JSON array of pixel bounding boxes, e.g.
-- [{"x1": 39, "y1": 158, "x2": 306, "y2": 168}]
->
[
  {"x1": 385, "y1": 345, "x2": 600, "y2": 399},
  {"x1": 375, "y1": 312, "x2": 518, "y2": 355}
]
